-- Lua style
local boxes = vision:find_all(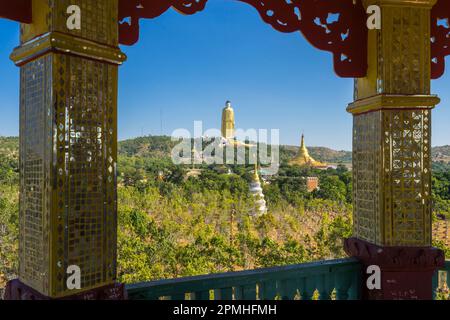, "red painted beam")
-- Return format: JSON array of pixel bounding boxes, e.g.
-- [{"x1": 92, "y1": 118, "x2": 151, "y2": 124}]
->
[{"x1": 0, "y1": 0, "x2": 32, "y2": 23}]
